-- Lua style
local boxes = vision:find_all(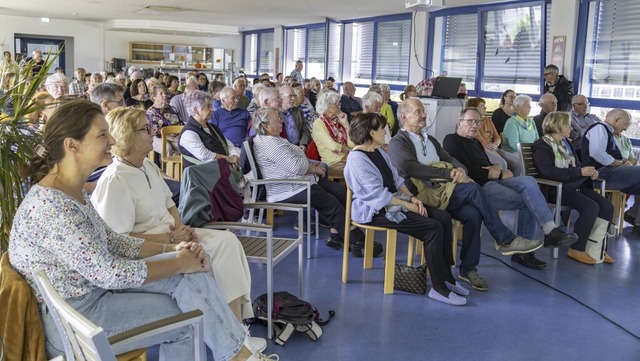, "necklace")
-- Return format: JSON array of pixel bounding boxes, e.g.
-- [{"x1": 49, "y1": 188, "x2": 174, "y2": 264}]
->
[{"x1": 120, "y1": 157, "x2": 151, "y2": 188}]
